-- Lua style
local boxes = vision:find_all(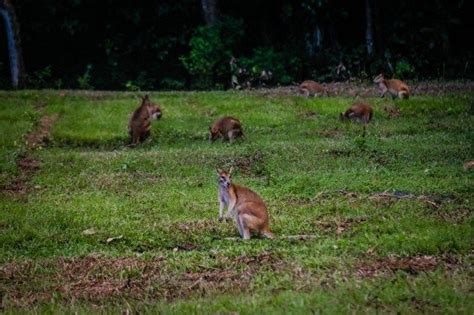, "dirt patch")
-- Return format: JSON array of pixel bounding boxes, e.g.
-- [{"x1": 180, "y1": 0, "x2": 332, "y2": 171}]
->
[
  {"x1": 428, "y1": 207, "x2": 472, "y2": 223},
  {"x1": 0, "y1": 252, "x2": 291, "y2": 308},
  {"x1": 306, "y1": 127, "x2": 342, "y2": 138},
  {"x1": 369, "y1": 191, "x2": 455, "y2": 209},
  {"x1": 25, "y1": 114, "x2": 58, "y2": 149},
  {"x1": 382, "y1": 104, "x2": 401, "y2": 118},
  {"x1": 301, "y1": 110, "x2": 318, "y2": 120},
  {"x1": 356, "y1": 255, "x2": 459, "y2": 278},
  {"x1": 1, "y1": 112, "x2": 58, "y2": 196},
  {"x1": 232, "y1": 150, "x2": 267, "y2": 178},
  {"x1": 315, "y1": 216, "x2": 368, "y2": 236},
  {"x1": 326, "y1": 149, "x2": 353, "y2": 158}
]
